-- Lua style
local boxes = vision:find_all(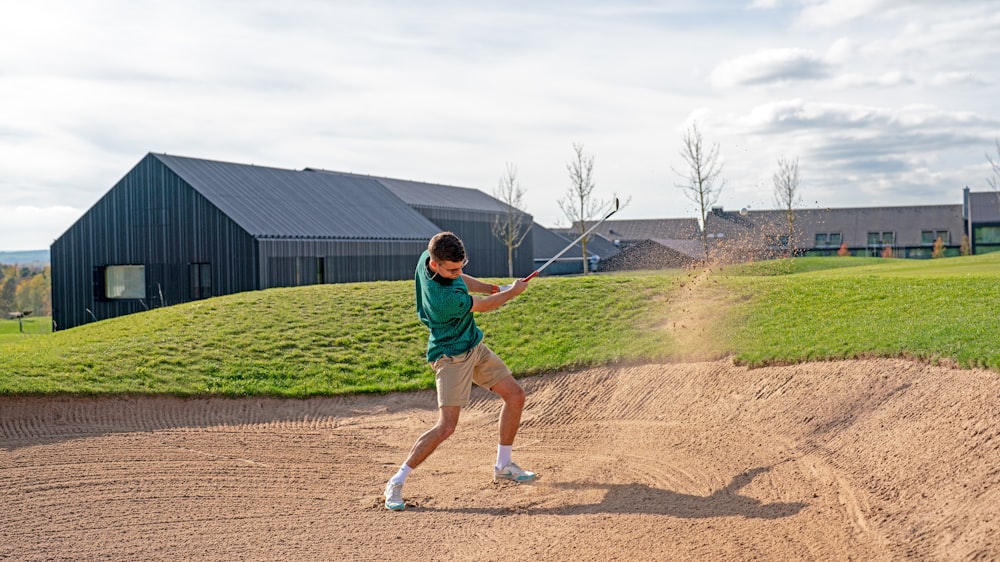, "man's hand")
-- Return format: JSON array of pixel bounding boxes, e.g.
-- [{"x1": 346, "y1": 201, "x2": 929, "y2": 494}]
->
[
  {"x1": 506, "y1": 278, "x2": 527, "y2": 296},
  {"x1": 471, "y1": 278, "x2": 527, "y2": 313}
]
